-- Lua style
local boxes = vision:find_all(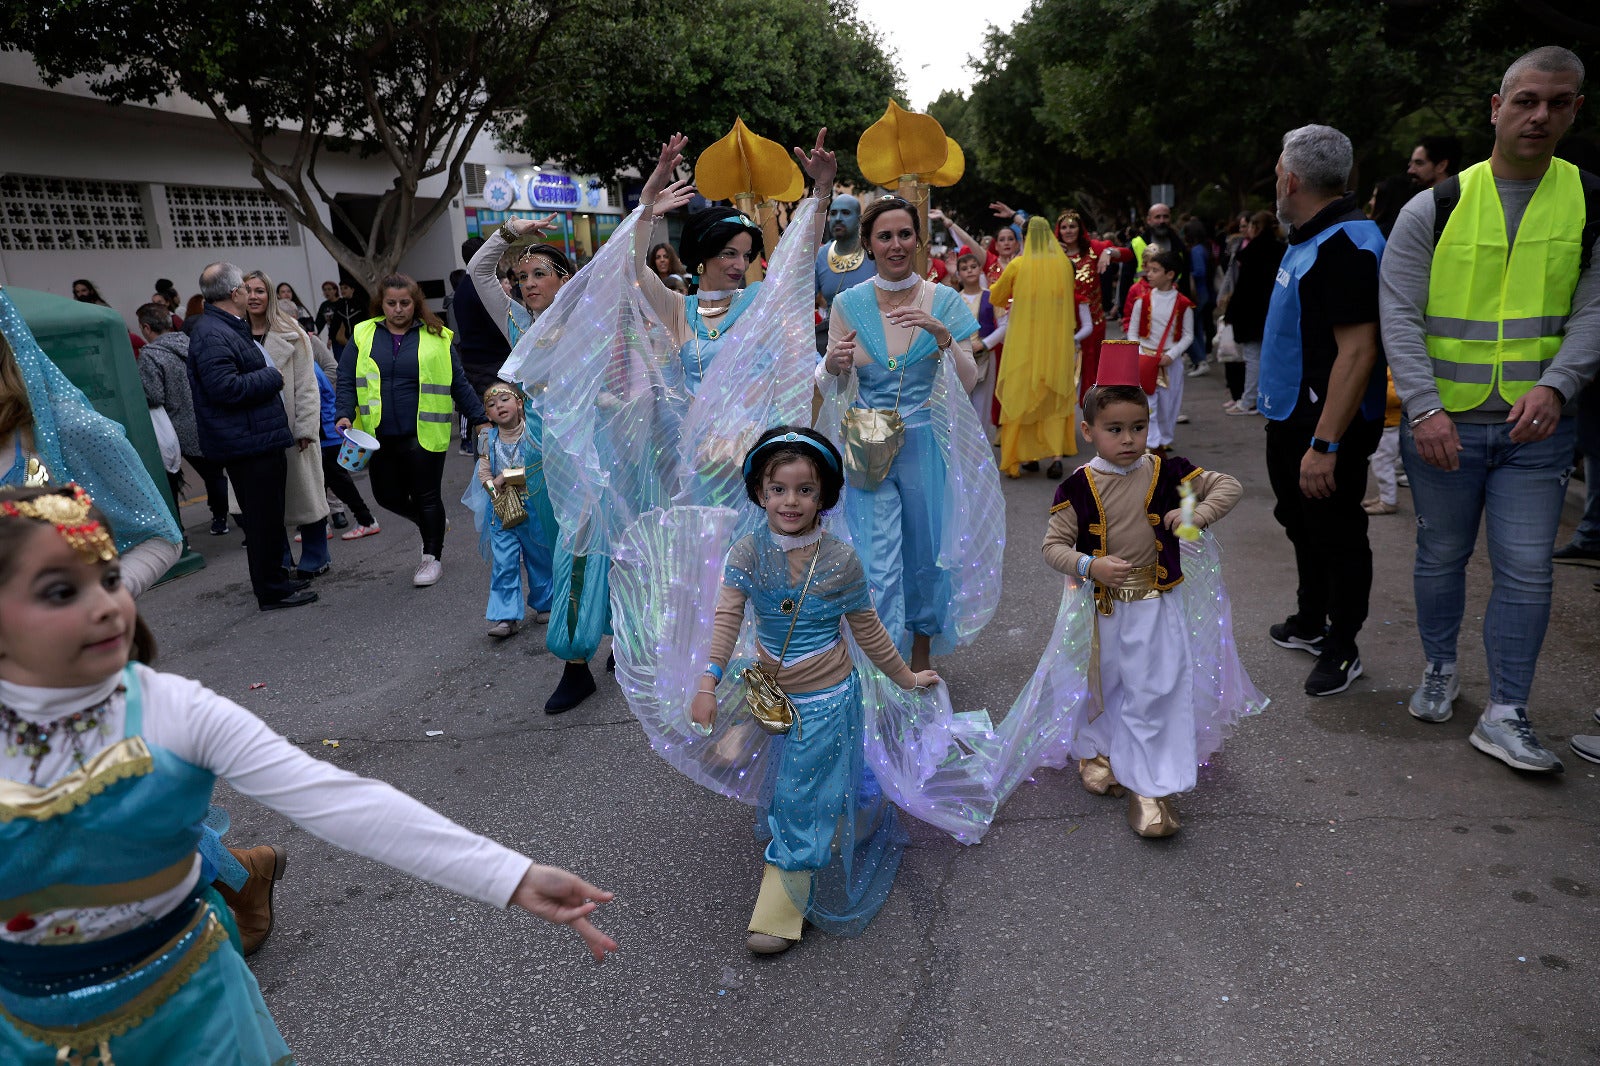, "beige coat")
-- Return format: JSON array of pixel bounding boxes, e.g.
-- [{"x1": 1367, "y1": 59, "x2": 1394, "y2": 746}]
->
[{"x1": 228, "y1": 323, "x2": 329, "y2": 527}]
